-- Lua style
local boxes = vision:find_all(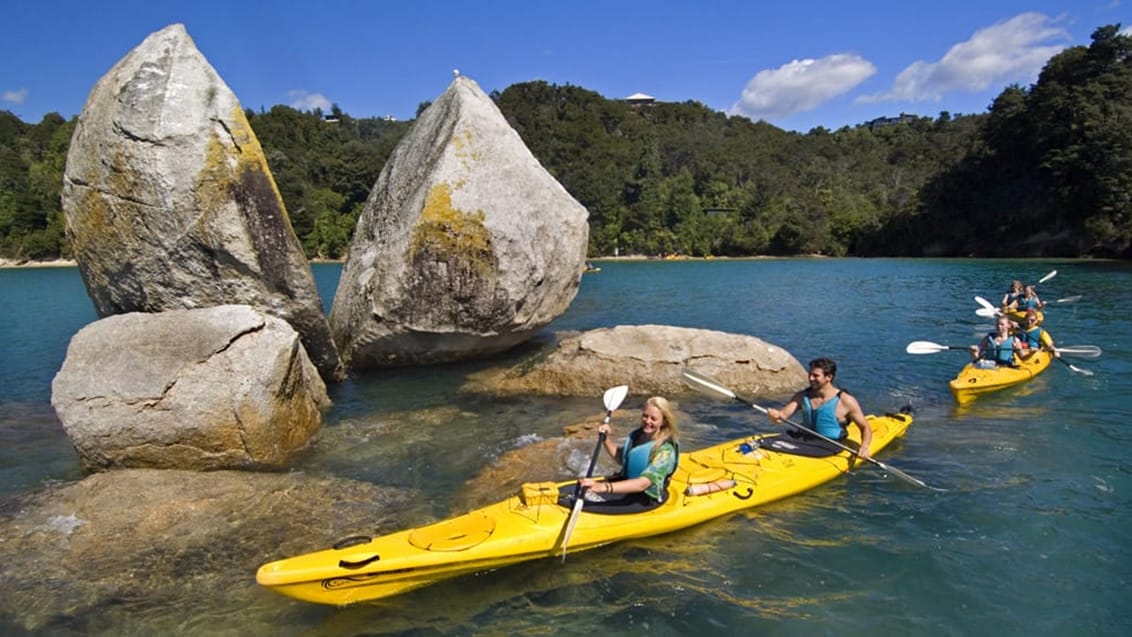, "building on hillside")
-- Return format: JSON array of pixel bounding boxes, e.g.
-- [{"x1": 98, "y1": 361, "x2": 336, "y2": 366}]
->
[
  {"x1": 866, "y1": 112, "x2": 916, "y2": 129},
  {"x1": 625, "y1": 92, "x2": 656, "y2": 106}
]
